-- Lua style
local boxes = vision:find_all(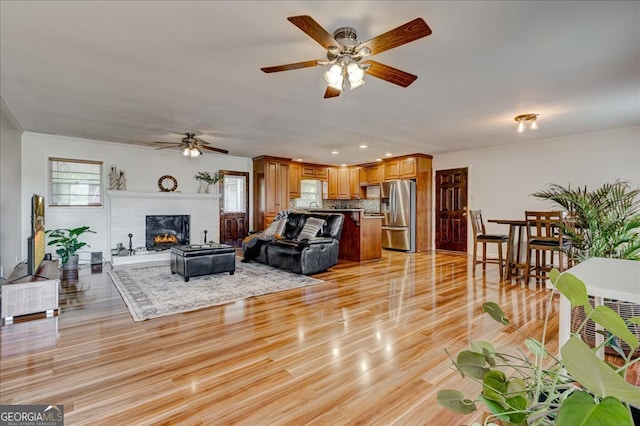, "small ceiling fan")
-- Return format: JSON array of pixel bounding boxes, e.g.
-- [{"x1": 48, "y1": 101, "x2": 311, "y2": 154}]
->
[
  {"x1": 261, "y1": 15, "x2": 432, "y2": 98},
  {"x1": 153, "y1": 132, "x2": 229, "y2": 157}
]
